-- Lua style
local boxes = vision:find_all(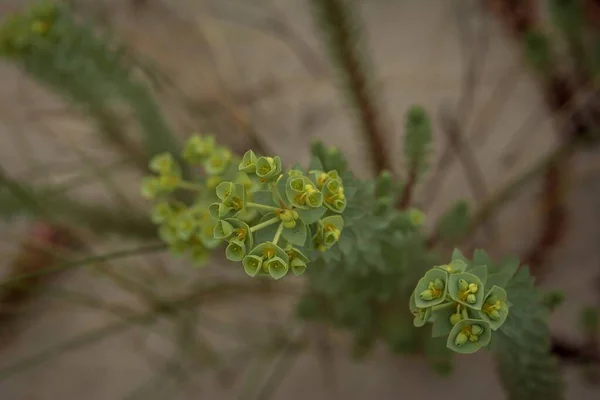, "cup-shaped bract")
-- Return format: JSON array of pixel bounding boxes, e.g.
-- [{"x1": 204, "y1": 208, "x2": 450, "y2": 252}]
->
[
  {"x1": 183, "y1": 134, "x2": 215, "y2": 164},
  {"x1": 242, "y1": 255, "x2": 263, "y2": 277},
  {"x1": 305, "y1": 191, "x2": 323, "y2": 208},
  {"x1": 213, "y1": 220, "x2": 233, "y2": 240},
  {"x1": 479, "y1": 285, "x2": 510, "y2": 330},
  {"x1": 239, "y1": 150, "x2": 257, "y2": 173},
  {"x1": 309, "y1": 170, "x2": 329, "y2": 189},
  {"x1": 141, "y1": 177, "x2": 160, "y2": 199},
  {"x1": 322, "y1": 178, "x2": 346, "y2": 213},
  {"x1": 226, "y1": 238, "x2": 246, "y2": 262},
  {"x1": 409, "y1": 290, "x2": 433, "y2": 327},
  {"x1": 175, "y1": 213, "x2": 197, "y2": 240},
  {"x1": 447, "y1": 319, "x2": 491, "y2": 354},
  {"x1": 448, "y1": 272, "x2": 485, "y2": 310},
  {"x1": 256, "y1": 156, "x2": 282, "y2": 182},
  {"x1": 286, "y1": 176, "x2": 323, "y2": 209},
  {"x1": 208, "y1": 203, "x2": 220, "y2": 220},
  {"x1": 224, "y1": 218, "x2": 254, "y2": 250},
  {"x1": 158, "y1": 173, "x2": 180, "y2": 191},
  {"x1": 265, "y1": 256, "x2": 289, "y2": 280},
  {"x1": 249, "y1": 242, "x2": 289, "y2": 265},
  {"x1": 320, "y1": 215, "x2": 344, "y2": 248},
  {"x1": 151, "y1": 201, "x2": 173, "y2": 223},
  {"x1": 216, "y1": 181, "x2": 235, "y2": 203},
  {"x1": 414, "y1": 269, "x2": 449, "y2": 308},
  {"x1": 290, "y1": 258, "x2": 307, "y2": 276},
  {"x1": 149, "y1": 152, "x2": 176, "y2": 175},
  {"x1": 204, "y1": 149, "x2": 231, "y2": 176}
]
